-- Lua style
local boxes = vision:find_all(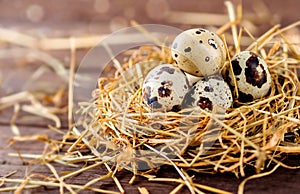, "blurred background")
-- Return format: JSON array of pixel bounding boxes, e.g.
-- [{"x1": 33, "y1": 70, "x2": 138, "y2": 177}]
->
[{"x1": 0, "y1": 0, "x2": 298, "y2": 36}]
